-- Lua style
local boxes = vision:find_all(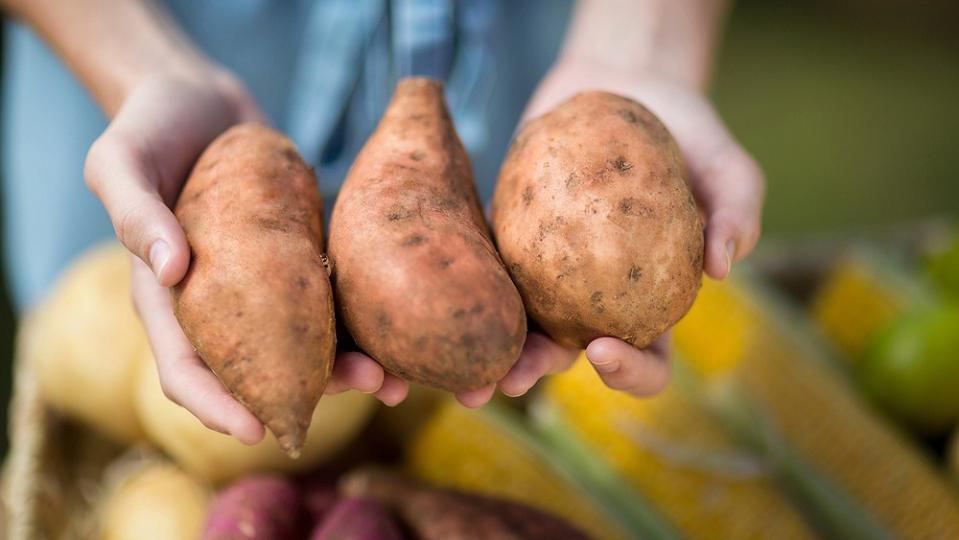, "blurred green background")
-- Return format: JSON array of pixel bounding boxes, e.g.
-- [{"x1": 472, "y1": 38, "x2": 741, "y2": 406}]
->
[
  {"x1": 0, "y1": 0, "x2": 956, "y2": 454},
  {"x1": 716, "y1": 0, "x2": 959, "y2": 235}
]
